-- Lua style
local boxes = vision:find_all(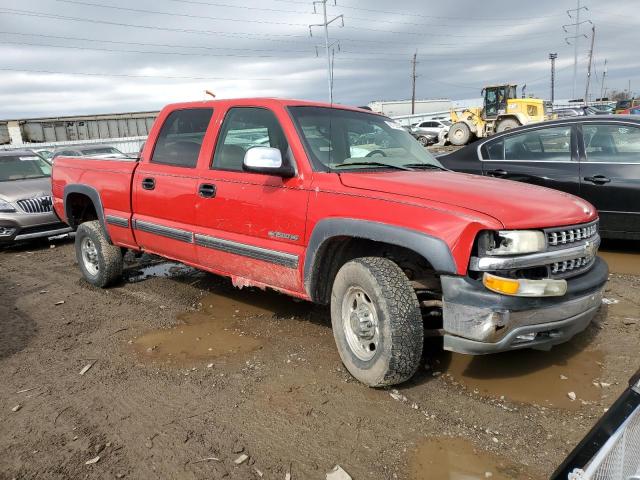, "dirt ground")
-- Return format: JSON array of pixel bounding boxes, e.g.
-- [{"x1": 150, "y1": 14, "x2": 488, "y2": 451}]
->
[{"x1": 1, "y1": 237, "x2": 639, "y2": 480}]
